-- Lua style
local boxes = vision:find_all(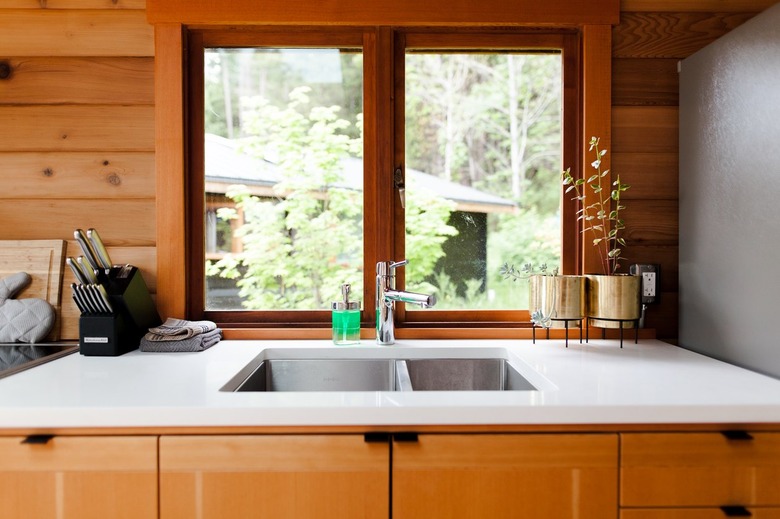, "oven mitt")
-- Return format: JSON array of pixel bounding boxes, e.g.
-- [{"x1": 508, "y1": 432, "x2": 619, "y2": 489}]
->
[{"x1": 0, "y1": 272, "x2": 56, "y2": 343}]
